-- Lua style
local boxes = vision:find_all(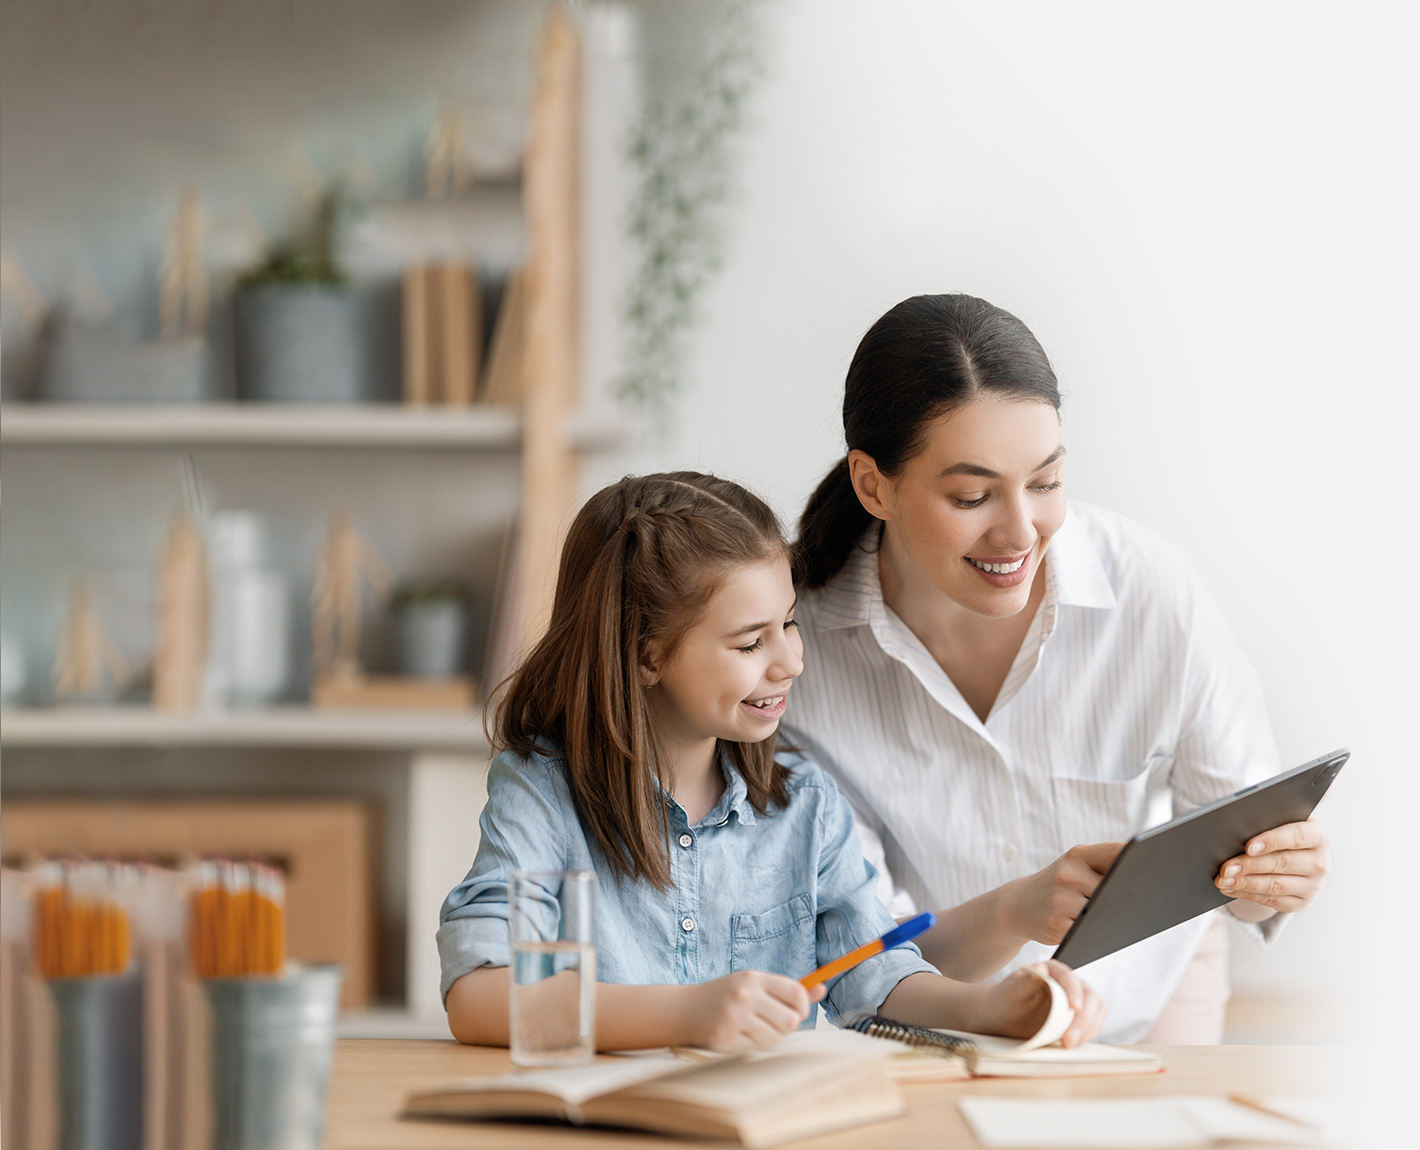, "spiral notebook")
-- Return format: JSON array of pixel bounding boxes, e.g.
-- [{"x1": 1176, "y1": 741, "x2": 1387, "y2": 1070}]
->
[
  {"x1": 848, "y1": 968, "x2": 1161, "y2": 1079},
  {"x1": 850, "y1": 1015, "x2": 1161, "y2": 1078}
]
